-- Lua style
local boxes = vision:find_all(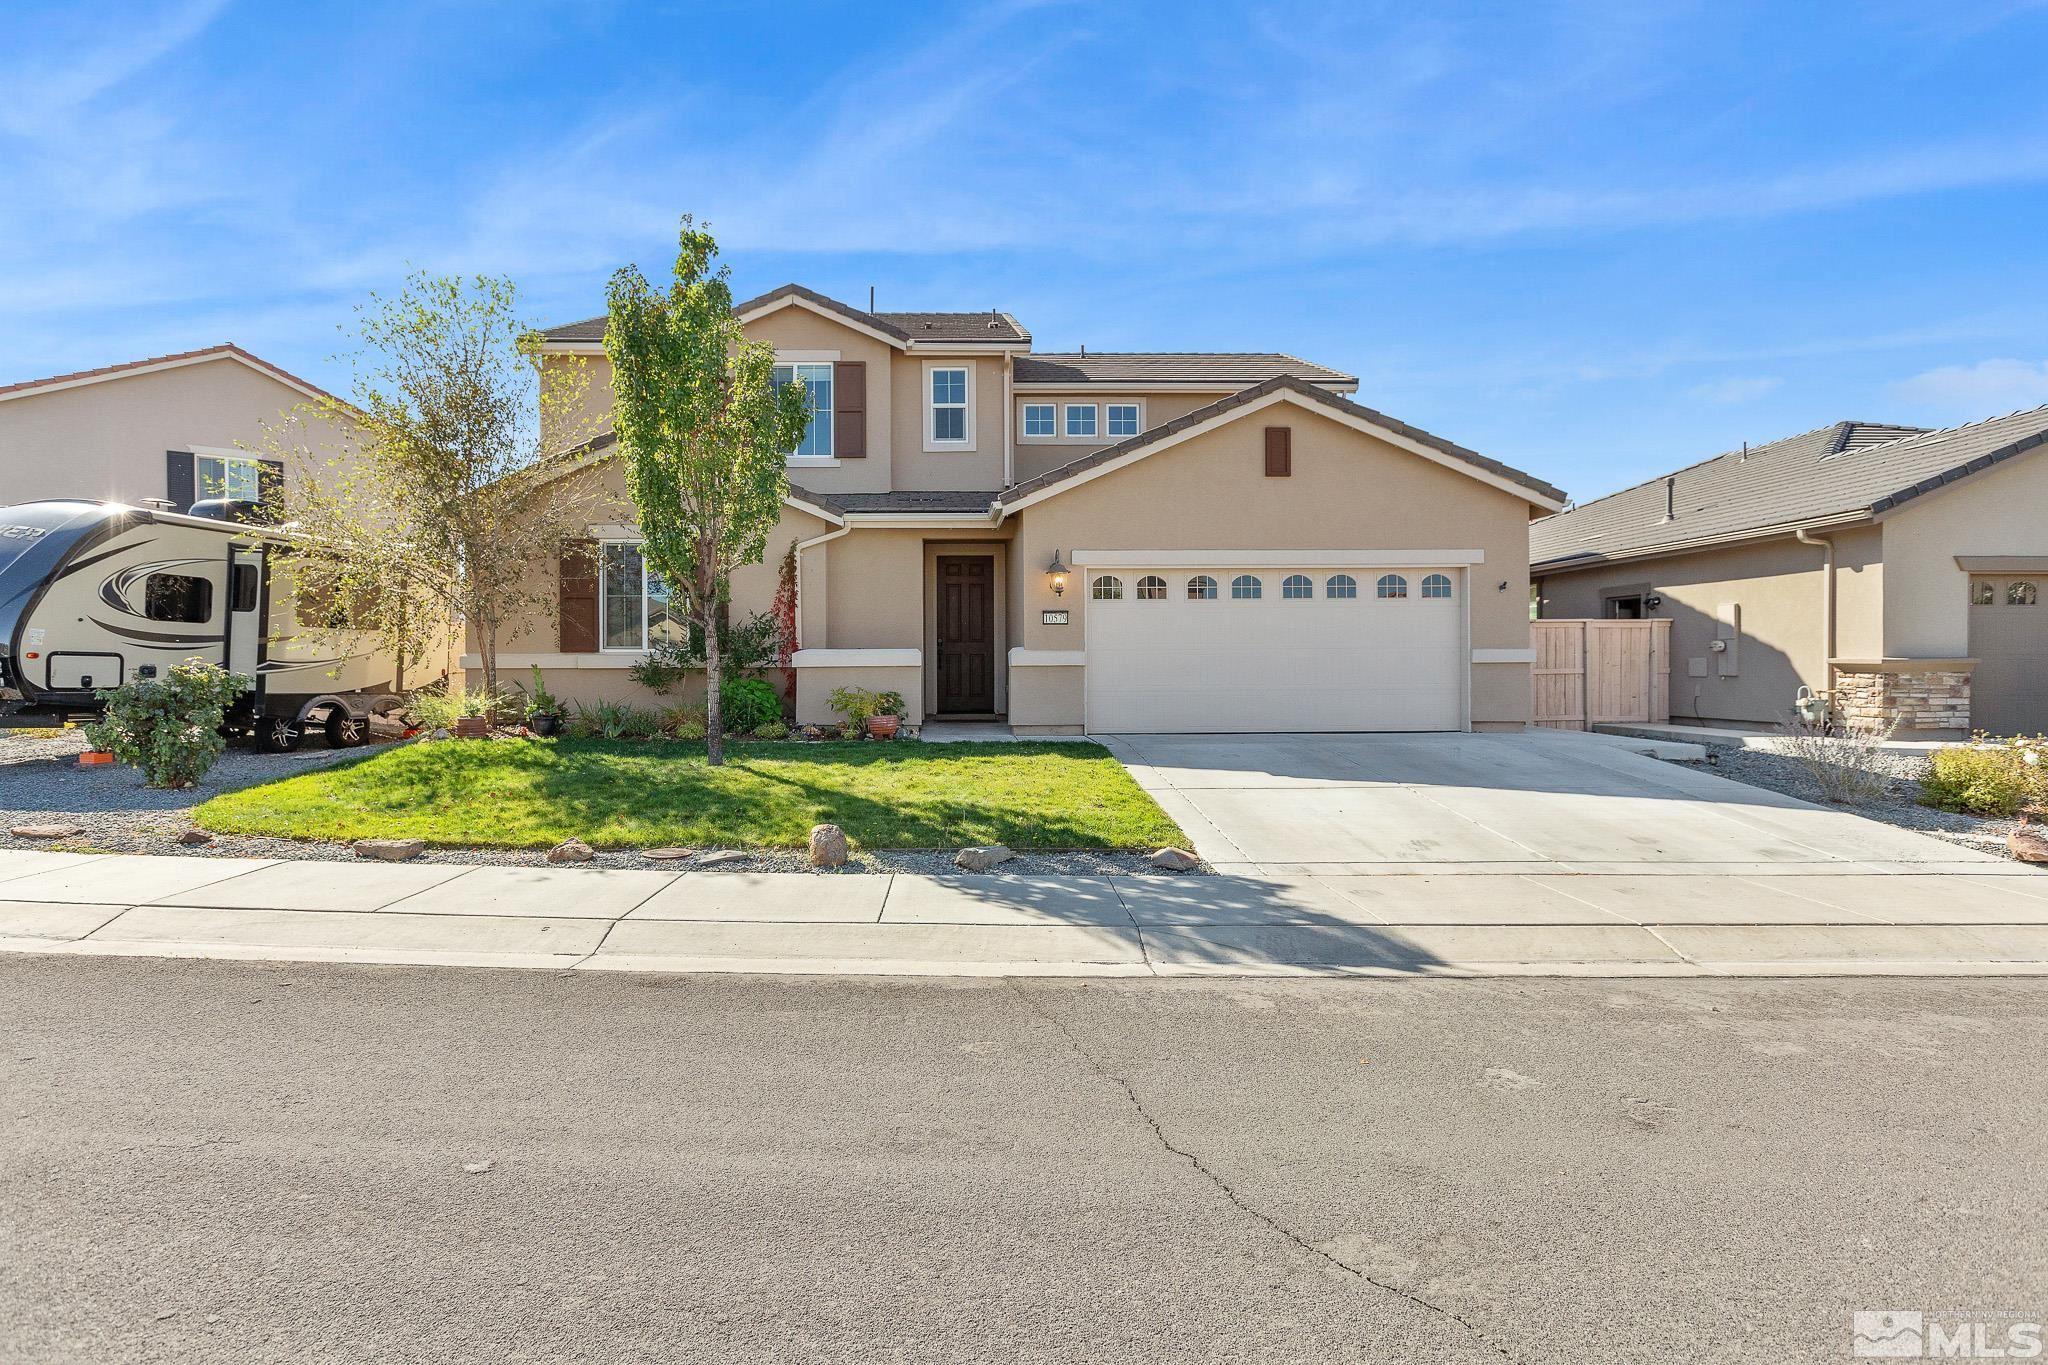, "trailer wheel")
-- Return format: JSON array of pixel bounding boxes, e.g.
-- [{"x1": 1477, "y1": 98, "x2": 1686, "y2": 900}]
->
[
  {"x1": 325, "y1": 709, "x2": 367, "y2": 748},
  {"x1": 255, "y1": 718, "x2": 304, "y2": 754}
]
